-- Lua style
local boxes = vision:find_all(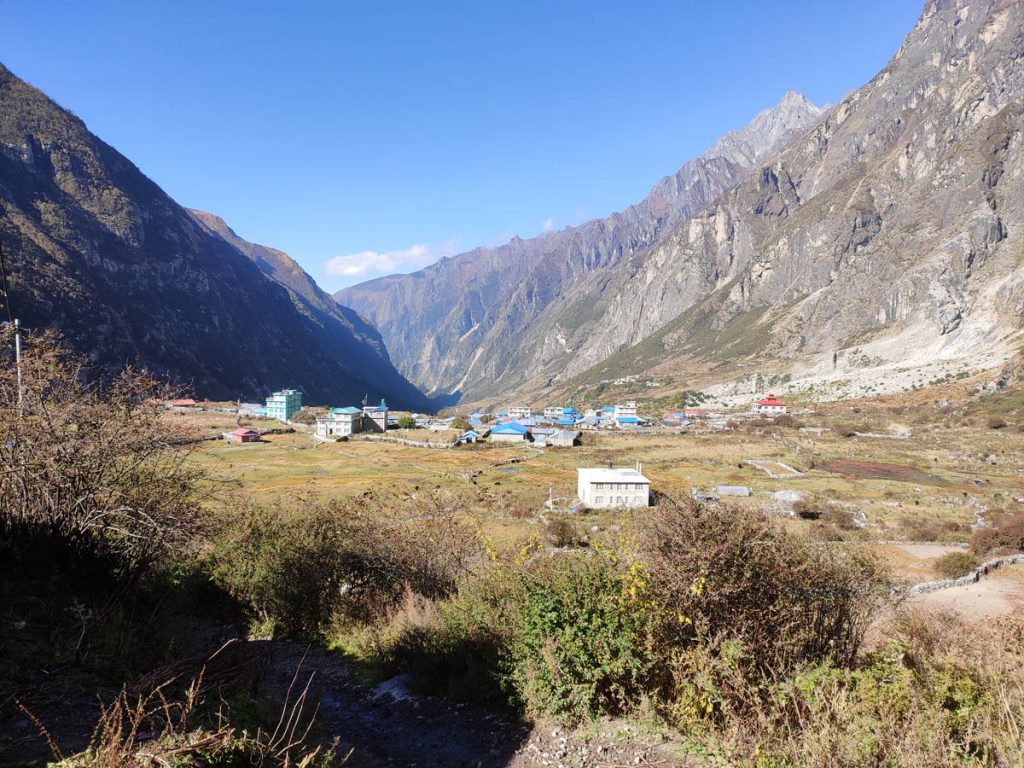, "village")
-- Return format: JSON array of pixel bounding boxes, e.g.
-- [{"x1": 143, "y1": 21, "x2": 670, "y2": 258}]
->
[
  {"x1": 162, "y1": 378, "x2": 1023, "y2": 588},
  {"x1": 167, "y1": 388, "x2": 803, "y2": 512}
]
